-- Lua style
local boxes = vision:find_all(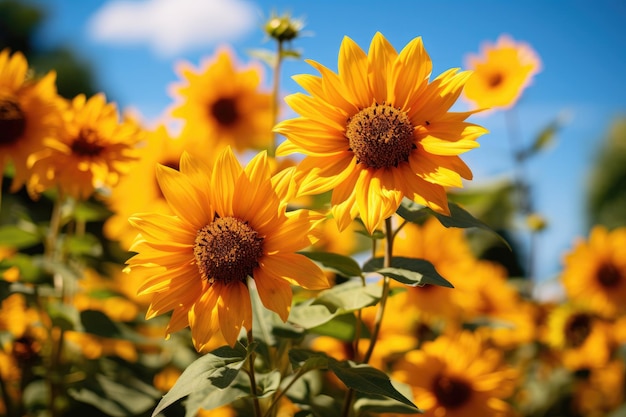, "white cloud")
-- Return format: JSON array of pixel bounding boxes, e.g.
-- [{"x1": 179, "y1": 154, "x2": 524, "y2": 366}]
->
[{"x1": 87, "y1": 0, "x2": 257, "y2": 56}]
